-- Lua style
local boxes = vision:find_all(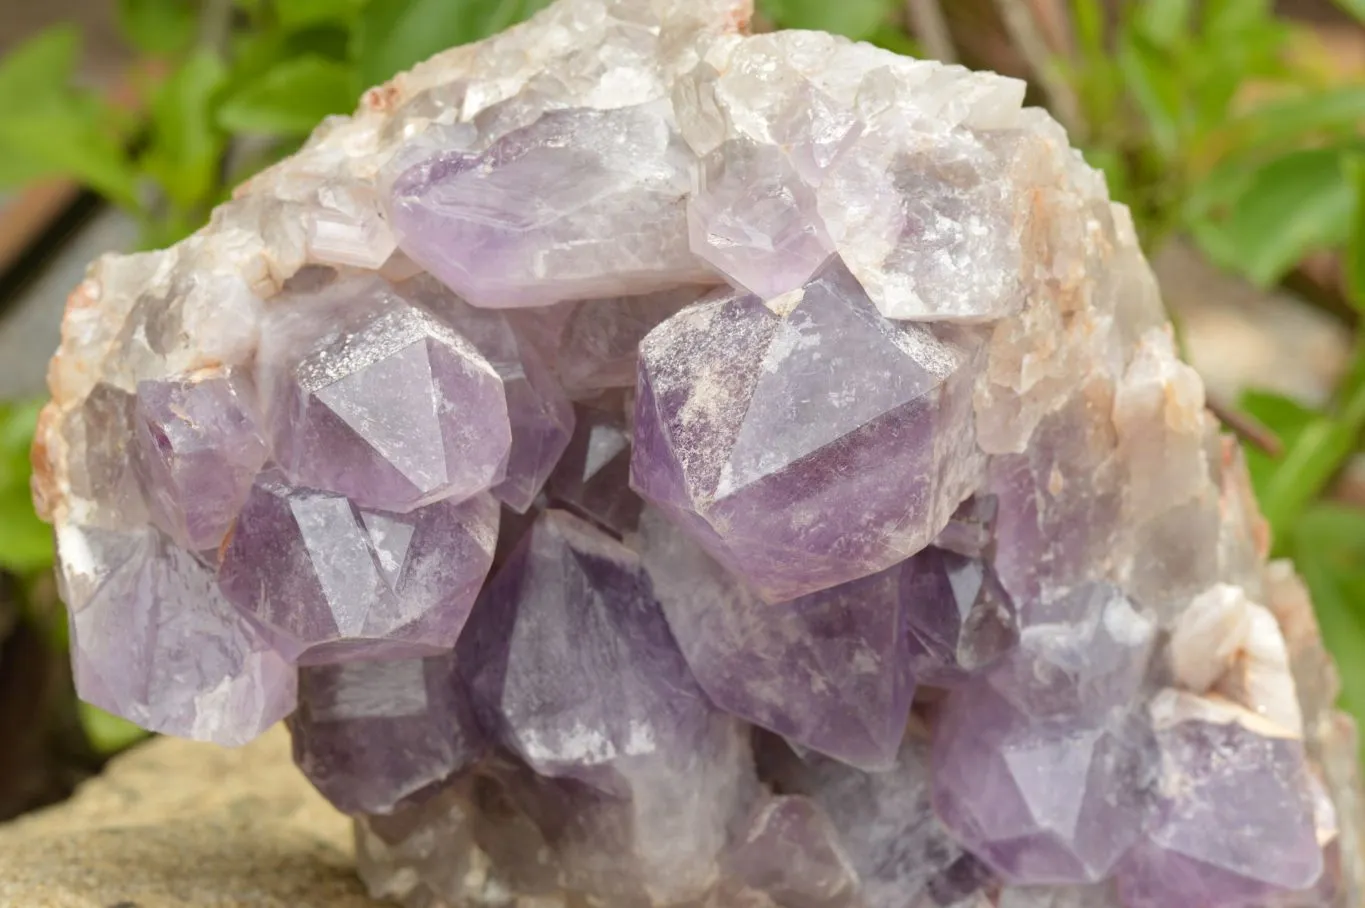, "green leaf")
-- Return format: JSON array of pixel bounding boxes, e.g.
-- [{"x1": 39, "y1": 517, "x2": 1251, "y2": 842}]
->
[
  {"x1": 275, "y1": 0, "x2": 366, "y2": 30},
  {"x1": 1135, "y1": 0, "x2": 1192, "y2": 49},
  {"x1": 116, "y1": 0, "x2": 197, "y2": 56},
  {"x1": 1117, "y1": 33, "x2": 1183, "y2": 158},
  {"x1": 142, "y1": 52, "x2": 230, "y2": 210},
  {"x1": 79, "y1": 703, "x2": 151, "y2": 756},
  {"x1": 0, "y1": 491, "x2": 54, "y2": 574},
  {"x1": 1345, "y1": 153, "x2": 1365, "y2": 313},
  {"x1": 867, "y1": 23, "x2": 919, "y2": 58},
  {"x1": 0, "y1": 27, "x2": 81, "y2": 114},
  {"x1": 759, "y1": 0, "x2": 897, "y2": 39},
  {"x1": 1198, "y1": 148, "x2": 1353, "y2": 287},
  {"x1": 1072, "y1": 0, "x2": 1106, "y2": 58},
  {"x1": 1232, "y1": 86, "x2": 1365, "y2": 150},
  {"x1": 354, "y1": 0, "x2": 552, "y2": 87},
  {"x1": 1330, "y1": 0, "x2": 1365, "y2": 23},
  {"x1": 0, "y1": 112, "x2": 139, "y2": 207},
  {"x1": 1292, "y1": 505, "x2": 1365, "y2": 721},
  {"x1": 218, "y1": 56, "x2": 358, "y2": 135},
  {"x1": 1253, "y1": 370, "x2": 1365, "y2": 550}
]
